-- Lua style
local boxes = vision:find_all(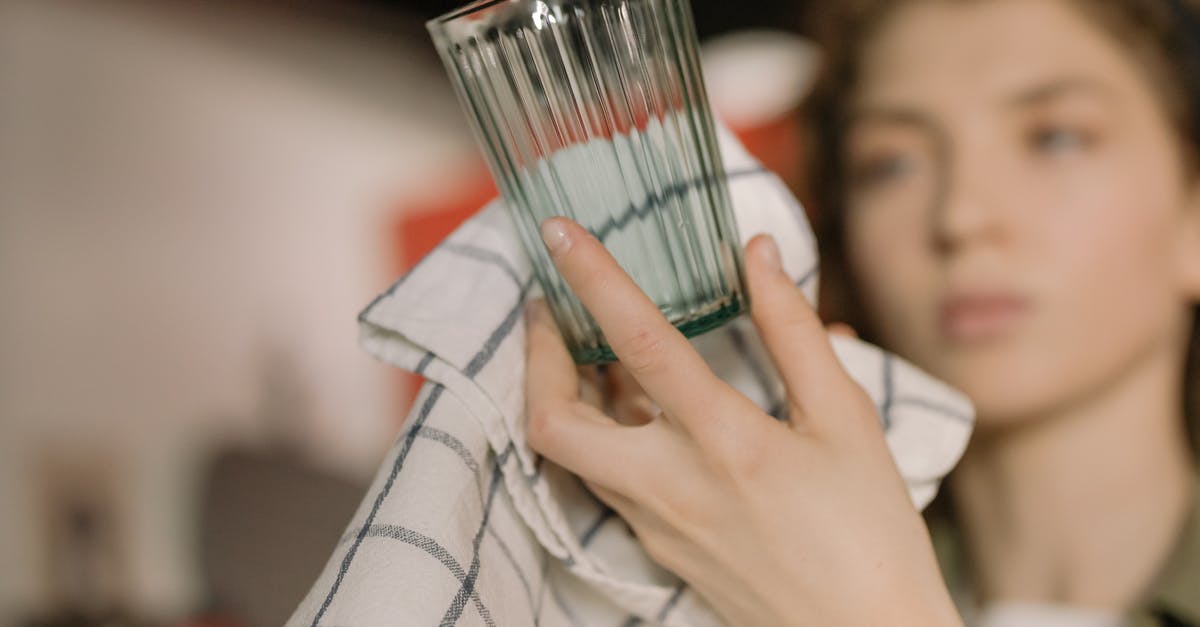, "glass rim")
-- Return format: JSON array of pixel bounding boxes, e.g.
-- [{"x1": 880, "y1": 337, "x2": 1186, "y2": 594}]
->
[{"x1": 427, "y1": 0, "x2": 526, "y2": 27}]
